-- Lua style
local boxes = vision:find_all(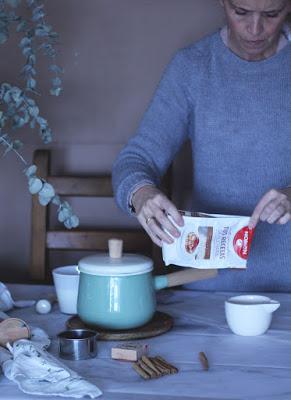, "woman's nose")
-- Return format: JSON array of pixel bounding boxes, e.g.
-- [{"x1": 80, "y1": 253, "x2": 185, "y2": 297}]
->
[{"x1": 247, "y1": 15, "x2": 264, "y2": 37}]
